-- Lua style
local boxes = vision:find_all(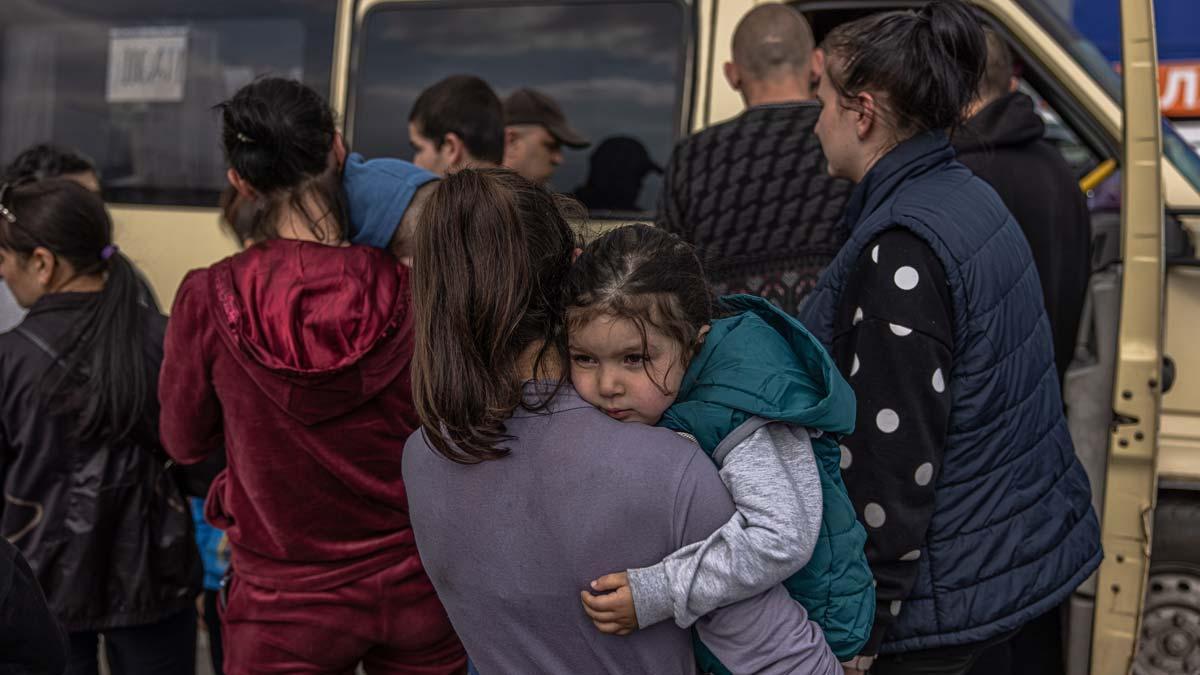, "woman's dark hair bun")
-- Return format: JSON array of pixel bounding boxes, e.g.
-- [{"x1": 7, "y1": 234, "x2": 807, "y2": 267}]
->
[
  {"x1": 919, "y1": 0, "x2": 988, "y2": 113},
  {"x1": 216, "y1": 77, "x2": 336, "y2": 195},
  {"x1": 824, "y1": 0, "x2": 987, "y2": 136},
  {"x1": 215, "y1": 77, "x2": 349, "y2": 244}
]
